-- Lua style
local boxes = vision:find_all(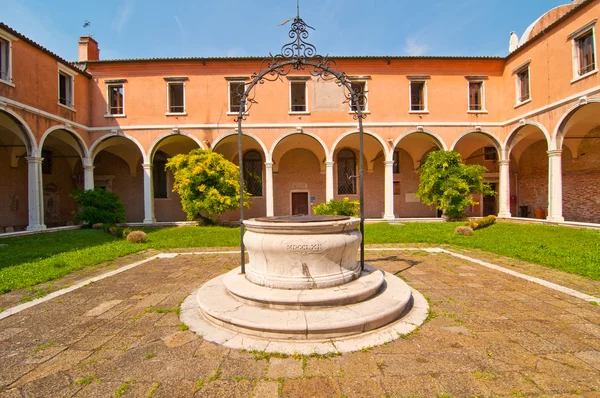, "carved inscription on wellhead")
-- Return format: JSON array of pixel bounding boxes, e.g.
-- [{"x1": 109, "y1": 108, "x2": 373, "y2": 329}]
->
[{"x1": 281, "y1": 238, "x2": 328, "y2": 256}]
